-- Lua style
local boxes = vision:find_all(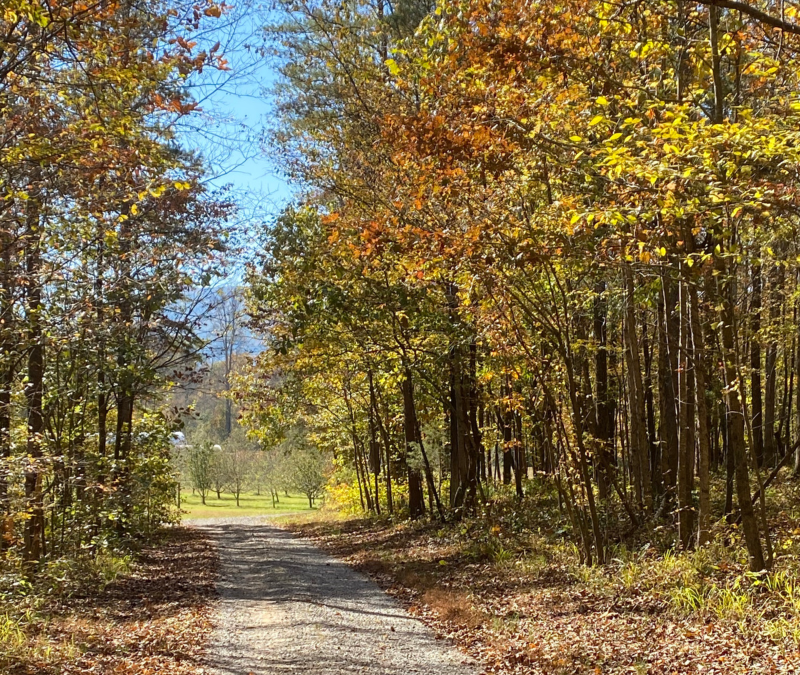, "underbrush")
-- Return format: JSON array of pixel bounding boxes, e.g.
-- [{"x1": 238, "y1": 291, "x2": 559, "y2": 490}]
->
[
  {"x1": 458, "y1": 476, "x2": 800, "y2": 652},
  {"x1": 576, "y1": 540, "x2": 800, "y2": 643},
  {"x1": 0, "y1": 533, "x2": 161, "y2": 671}
]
